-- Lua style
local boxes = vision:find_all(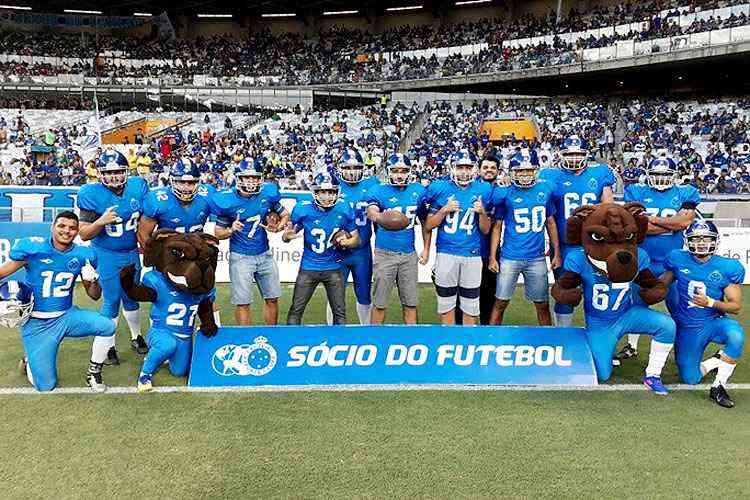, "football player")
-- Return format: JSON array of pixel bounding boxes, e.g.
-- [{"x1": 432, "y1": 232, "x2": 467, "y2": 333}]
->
[
  {"x1": 366, "y1": 153, "x2": 431, "y2": 325},
  {"x1": 489, "y1": 153, "x2": 560, "y2": 326},
  {"x1": 616, "y1": 157, "x2": 700, "y2": 362},
  {"x1": 77, "y1": 148, "x2": 148, "y2": 364},
  {"x1": 327, "y1": 148, "x2": 380, "y2": 325},
  {"x1": 662, "y1": 221, "x2": 744, "y2": 407},
  {"x1": 0, "y1": 211, "x2": 116, "y2": 392},
  {"x1": 212, "y1": 158, "x2": 288, "y2": 326},
  {"x1": 547, "y1": 136, "x2": 615, "y2": 327},
  {"x1": 284, "y1": 172, "x2": 359, "y2": 325},
  {"x1": 425, "y1": 149, "x2": 493, "y2": 325}
]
